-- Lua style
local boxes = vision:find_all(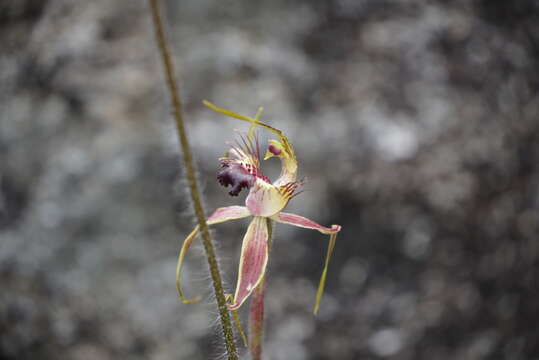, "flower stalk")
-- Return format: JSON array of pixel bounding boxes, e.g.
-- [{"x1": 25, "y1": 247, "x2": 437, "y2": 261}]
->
[
  {"x1": 249, "y1": 219, "x2": 272, "y2": 360},
  {"x1": 249, "y1": 279, "x2": 265, "y2": 360},
  {"x1": 147, "y1": 0, "x2": 238, "y2": 358}
]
